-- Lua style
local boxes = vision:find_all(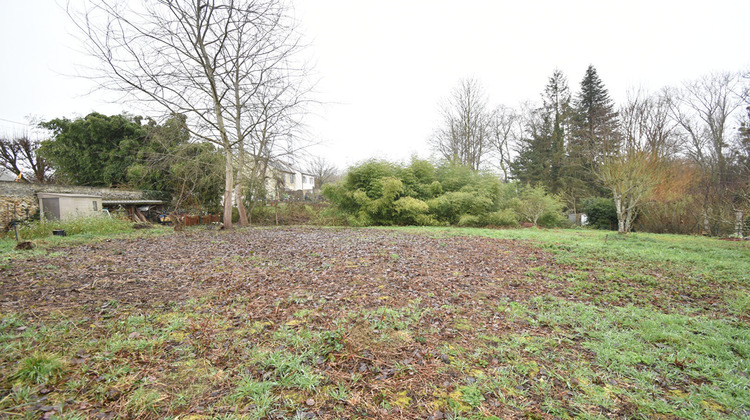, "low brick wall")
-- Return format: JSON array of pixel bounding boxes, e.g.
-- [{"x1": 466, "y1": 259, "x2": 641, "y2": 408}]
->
[{"x1": 0, "y1": 181, "x2": 154, "y2": 227}]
